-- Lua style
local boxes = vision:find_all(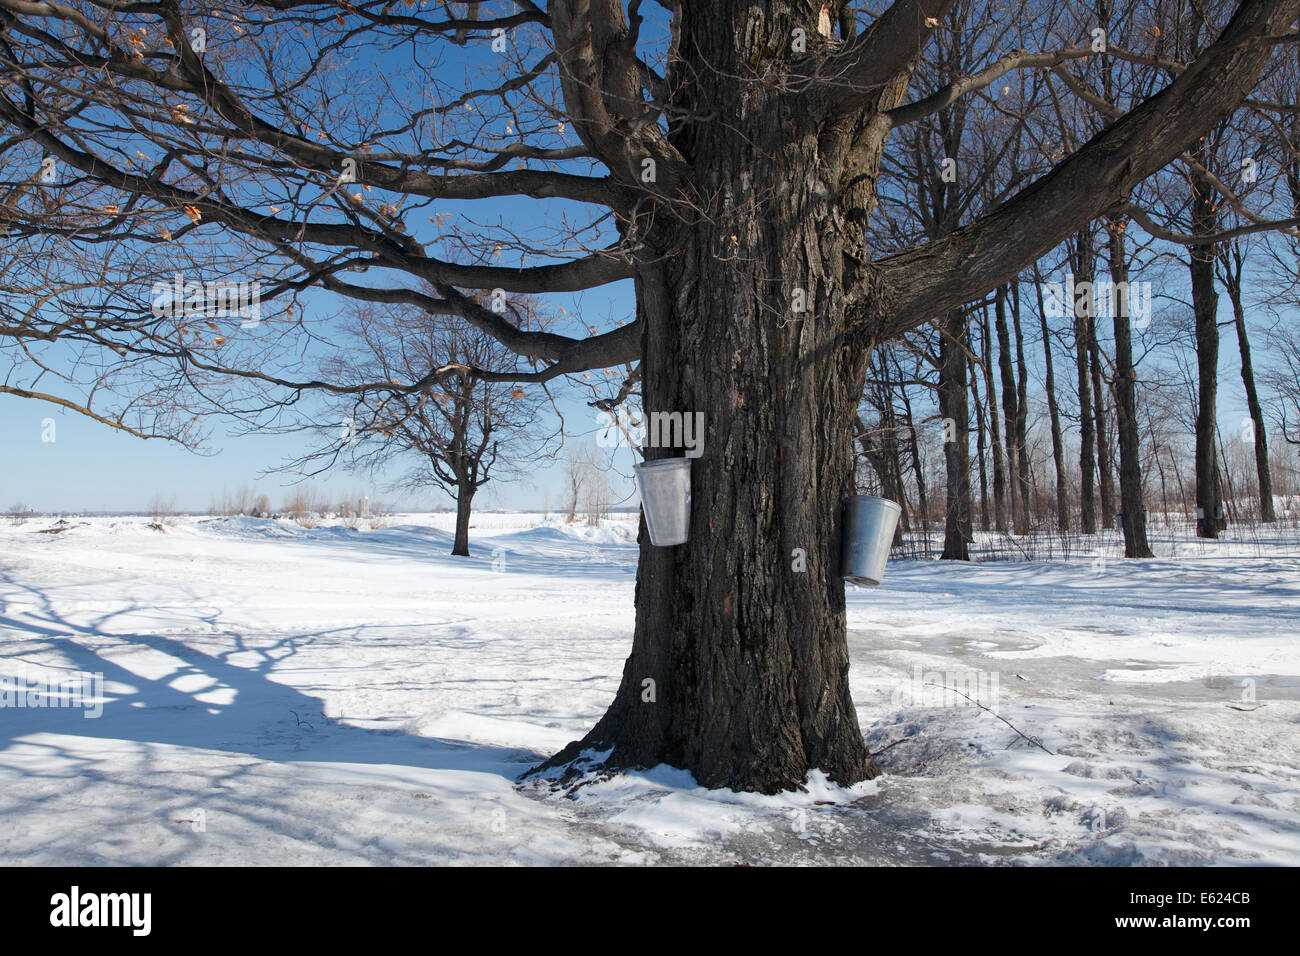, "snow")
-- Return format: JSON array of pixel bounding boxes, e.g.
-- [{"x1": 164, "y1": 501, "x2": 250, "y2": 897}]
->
[{"x1": 0, "y1": 512, "x2": 1296, "y2": 865}]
